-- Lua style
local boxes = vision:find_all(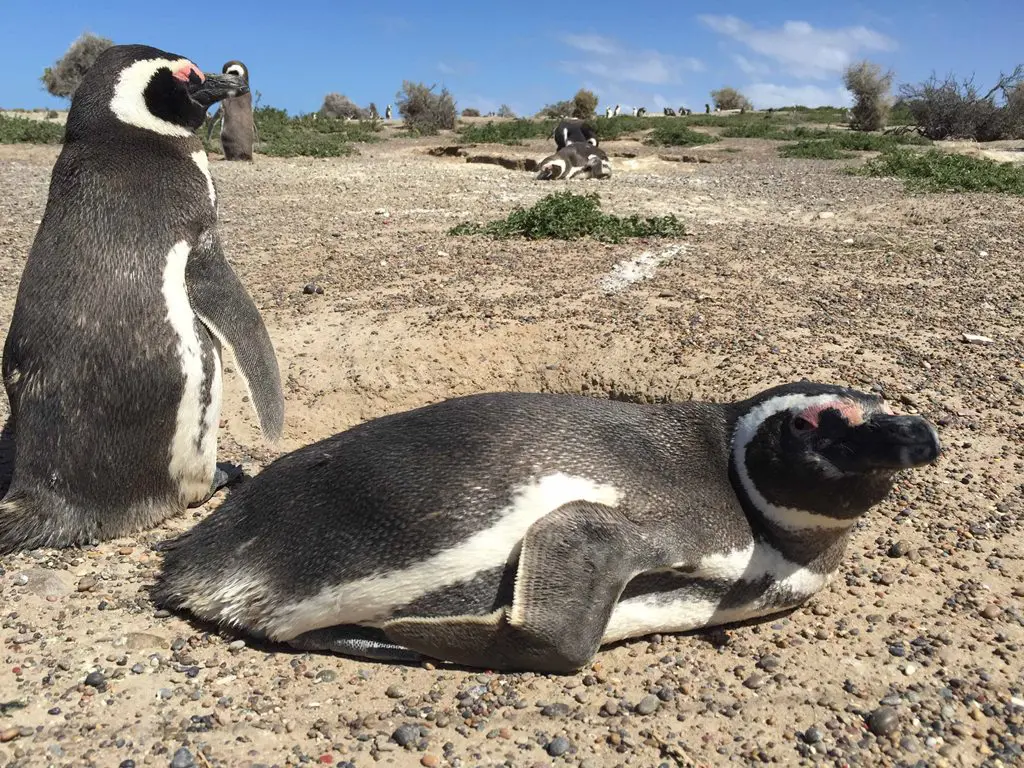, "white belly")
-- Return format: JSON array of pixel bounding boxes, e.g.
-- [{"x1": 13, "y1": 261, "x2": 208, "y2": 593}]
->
[
  {"x1": 602, "y1": 541, "x2": 831, "y2": 644},
  {"x1": 162, "y1": 239, "x2": 222, "y2": 504}
]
